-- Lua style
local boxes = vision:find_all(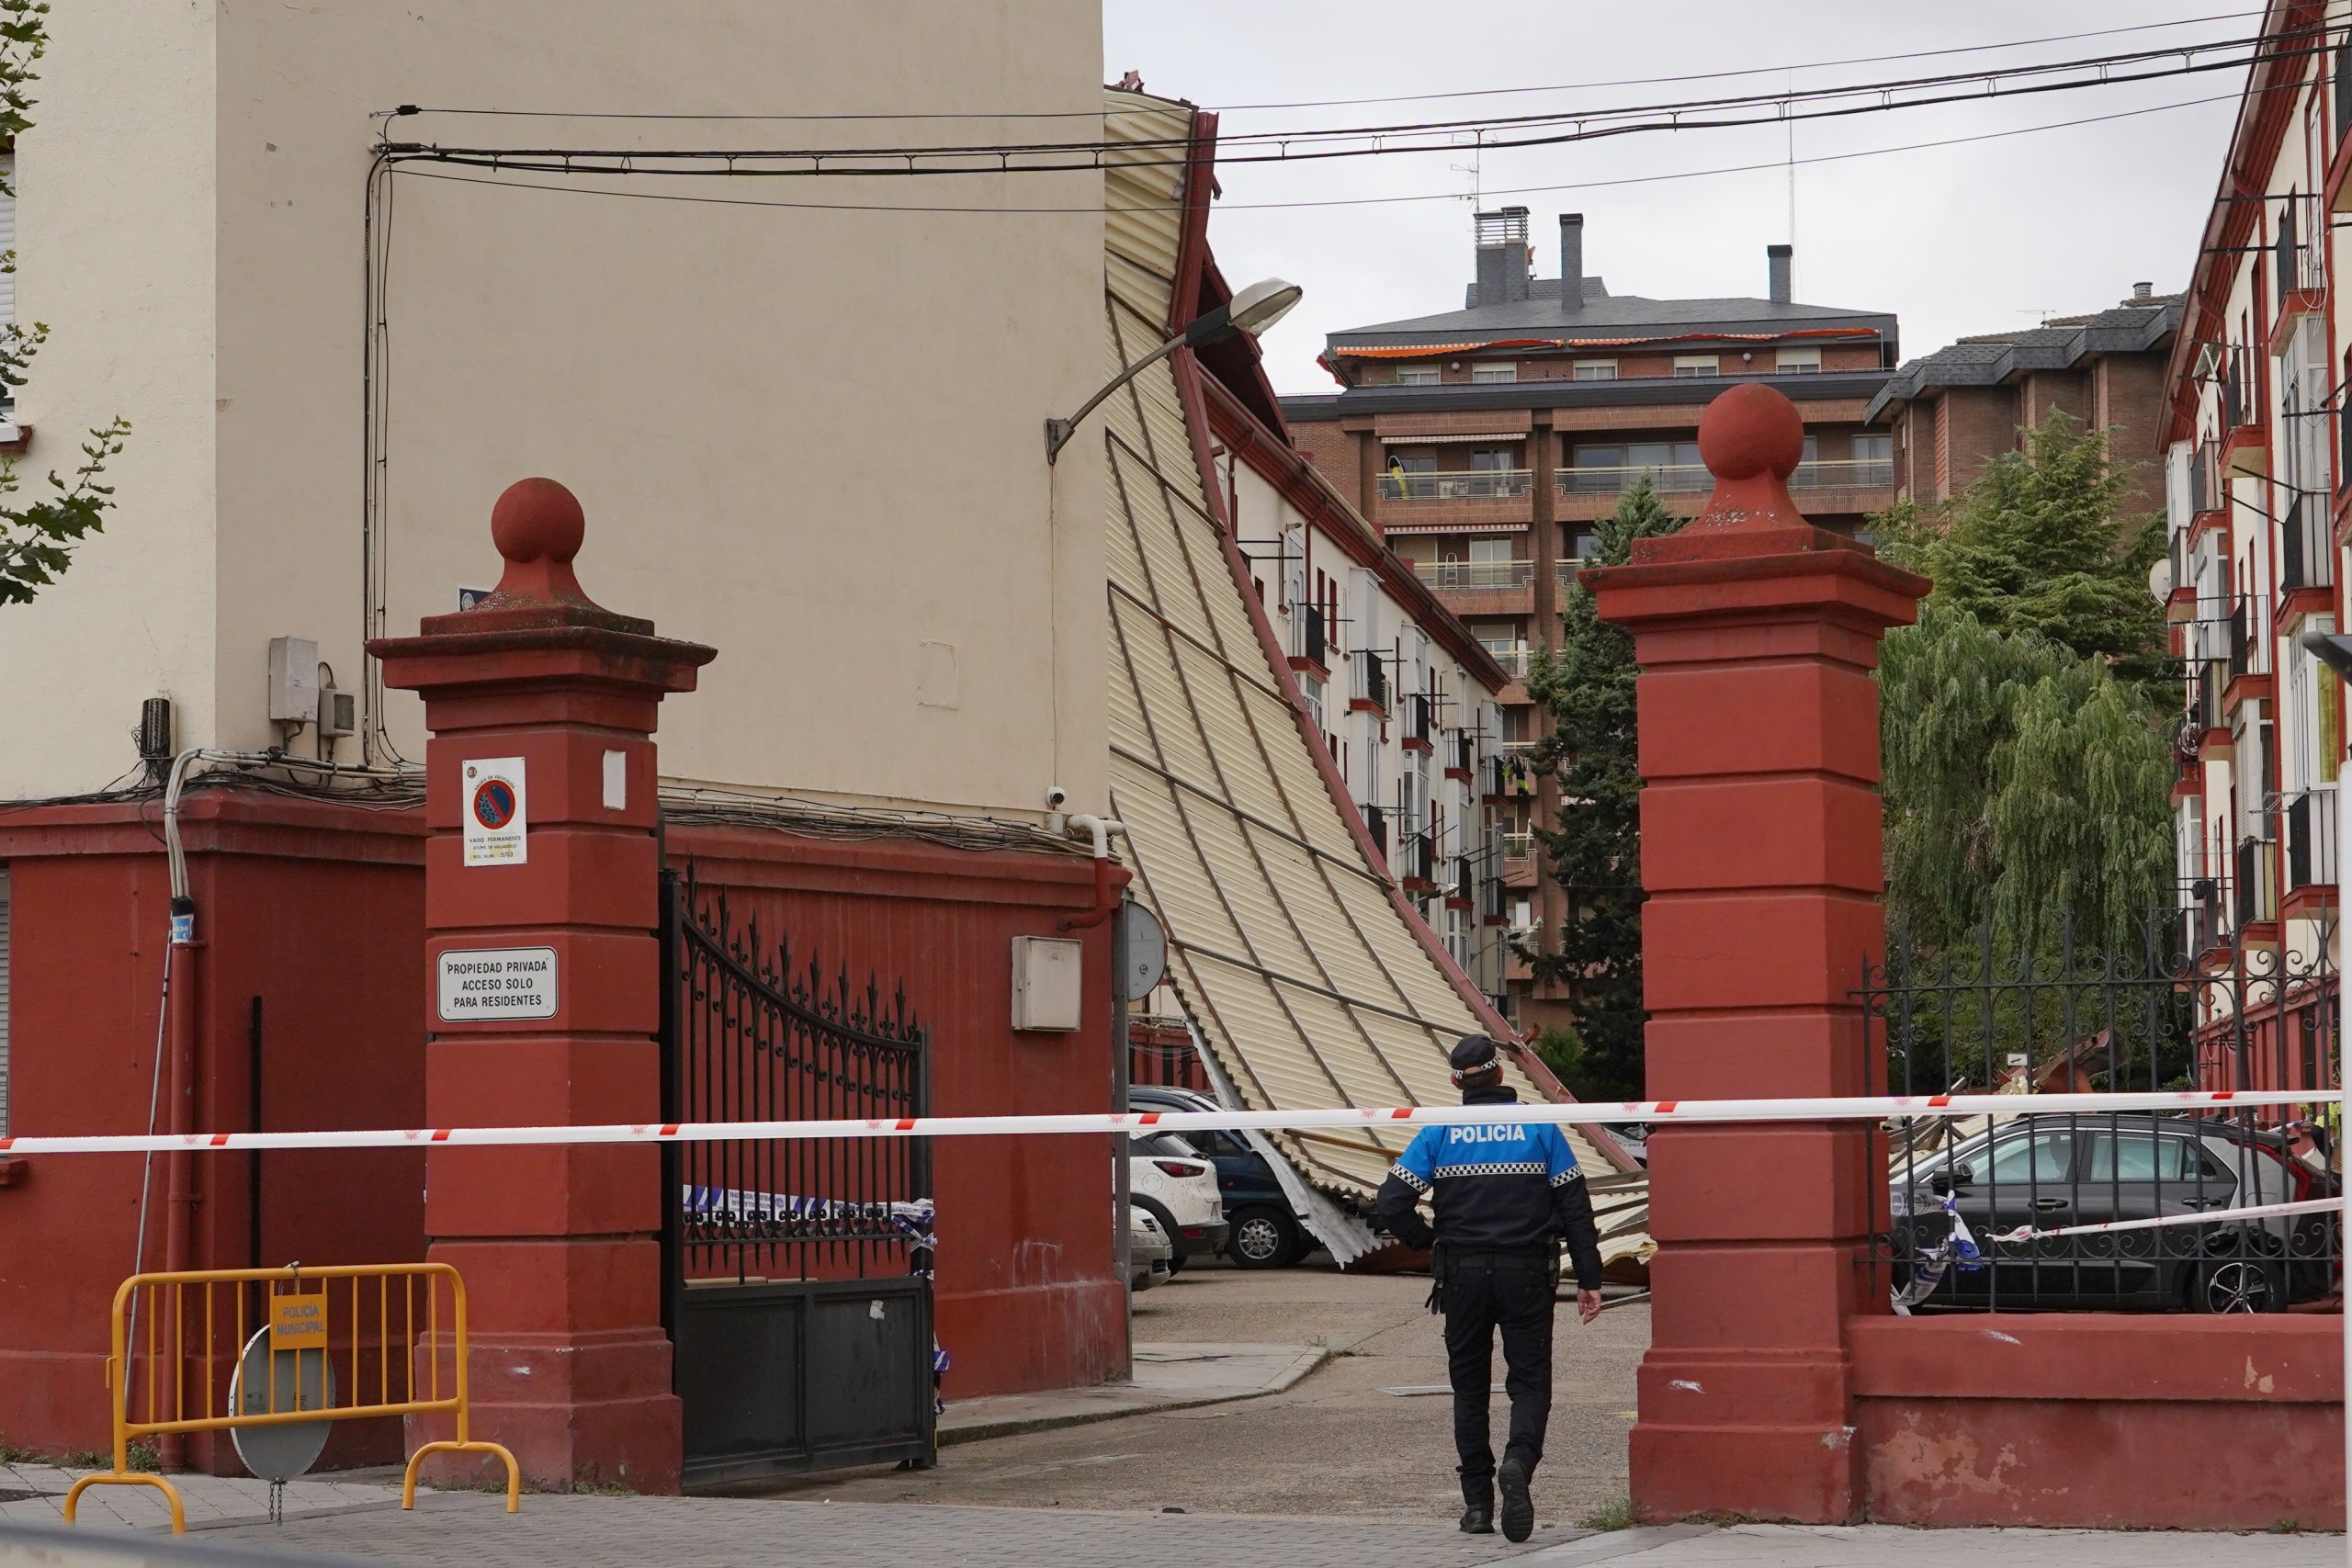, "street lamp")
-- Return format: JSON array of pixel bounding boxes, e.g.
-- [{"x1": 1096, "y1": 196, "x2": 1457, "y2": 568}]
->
[{"x1": 1045, "y1": 276, "x2": 1302, "y2": 464}]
